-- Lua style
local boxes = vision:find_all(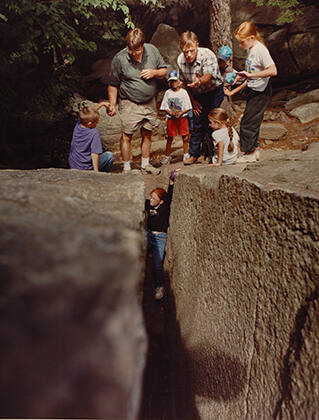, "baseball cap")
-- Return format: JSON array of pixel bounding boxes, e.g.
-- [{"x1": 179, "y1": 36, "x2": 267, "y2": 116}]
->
[
  {"x1": 168, "y1": 70, "x2": 178, "y2": 81},
  {"x1": 218, "y1": 45, "x2": 232, "y2": 62}
]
